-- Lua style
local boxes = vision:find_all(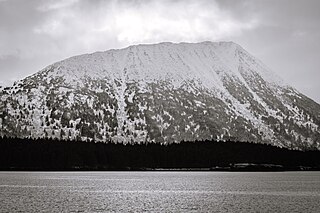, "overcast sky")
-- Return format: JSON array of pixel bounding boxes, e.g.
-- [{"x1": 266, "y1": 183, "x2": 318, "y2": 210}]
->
[{"x1": 0, "y1": 0, "x2": 319, "y2": 103}]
